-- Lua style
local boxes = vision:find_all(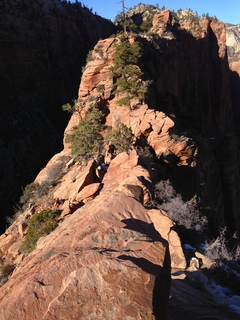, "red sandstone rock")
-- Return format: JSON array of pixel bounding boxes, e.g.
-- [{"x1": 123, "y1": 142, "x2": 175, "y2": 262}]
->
[
  {"x1": 79, "y1": 38, "x2": 116, "y2": 100},
  {"x1": 152, "y1": 10, "x2": 172, "y2": 37},
  {"x1": 0, "y1": 9, "x2": 239, "y2": 320},
  {"x1": 101, "y1": 150, "x2": 152, "y2": 204},
  {"x1": 148, "y1": 209, "x2": 187, "y2": 270},
  {"x1": 0, "y1": 192, "x2": 171, "y2": 320}
]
